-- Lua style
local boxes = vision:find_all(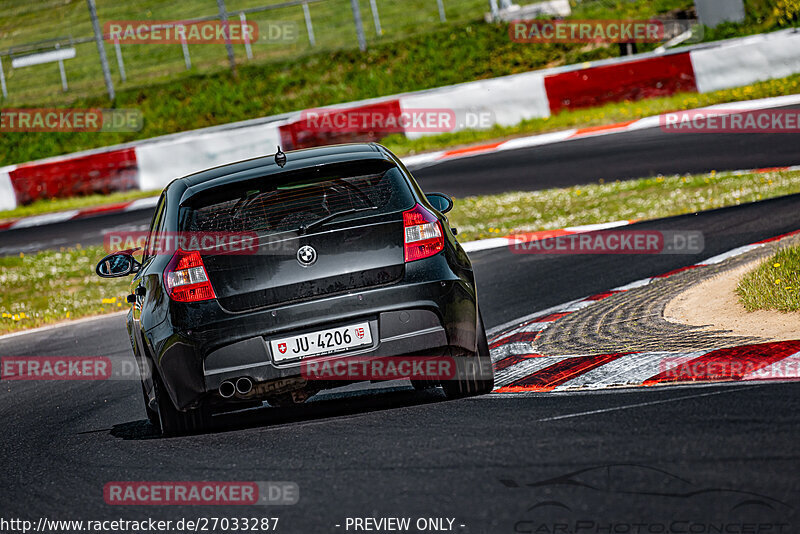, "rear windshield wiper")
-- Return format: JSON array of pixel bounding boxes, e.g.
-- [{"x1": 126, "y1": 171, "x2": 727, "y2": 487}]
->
[{"x1": 299, "y1": 206, "x2": 378, "y2": 234}]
